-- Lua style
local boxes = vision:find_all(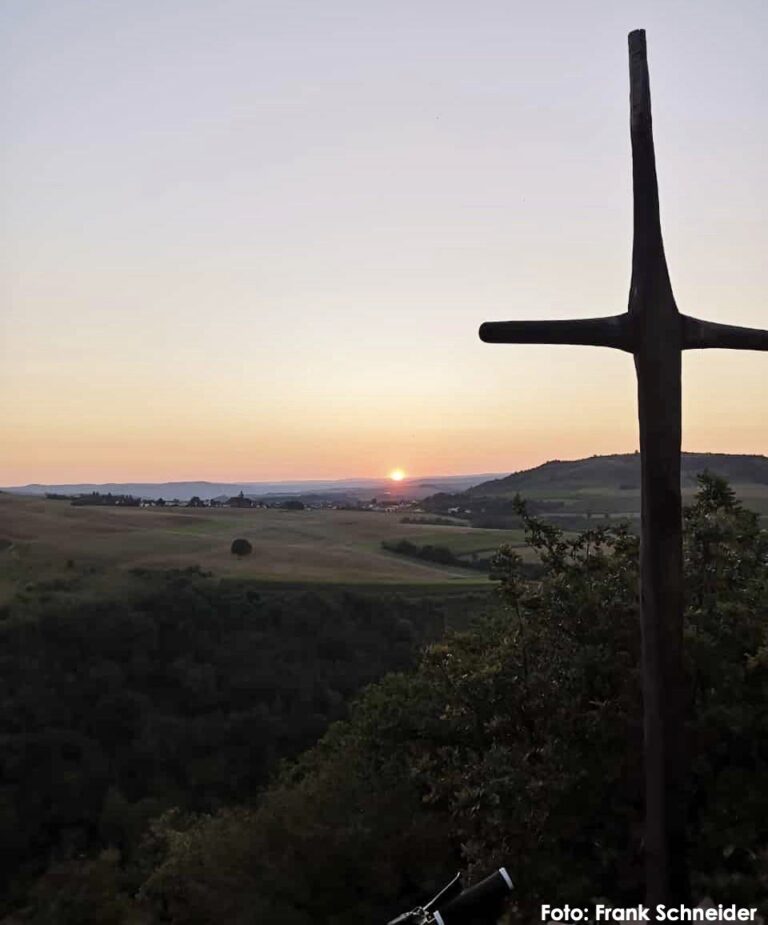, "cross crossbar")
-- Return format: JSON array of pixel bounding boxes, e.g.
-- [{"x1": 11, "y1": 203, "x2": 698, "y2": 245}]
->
[
  {"x1": 479, "y1": 29, "x2": 767, "y2": 906},
  {"x1": 479, "y1": 313, "x2": 768, "y2": 351}
]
